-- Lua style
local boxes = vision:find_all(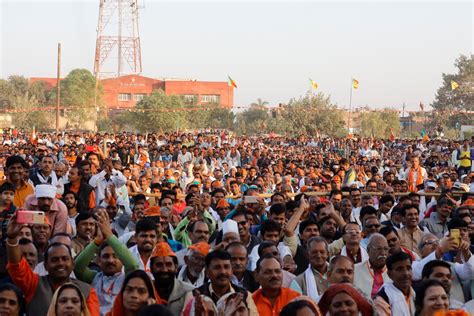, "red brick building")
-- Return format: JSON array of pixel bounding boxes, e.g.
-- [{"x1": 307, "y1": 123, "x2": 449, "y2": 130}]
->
[
  {"x1": 31, "y1": 74, "x2": 234, "y2": 109},
  {"x1": 29, "y1": 77, "x2": 60, "y2": 90}
]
